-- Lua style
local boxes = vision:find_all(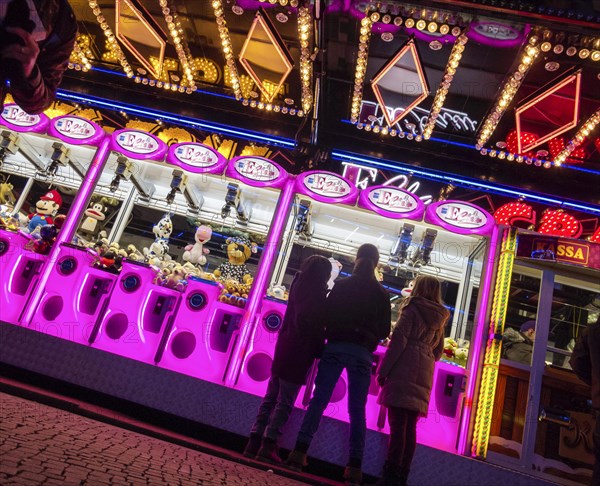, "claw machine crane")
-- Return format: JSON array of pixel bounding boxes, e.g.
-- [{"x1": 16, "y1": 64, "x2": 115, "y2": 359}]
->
[{"x1": 0, "y1": 106, "x2": 106, "y2": 328}]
